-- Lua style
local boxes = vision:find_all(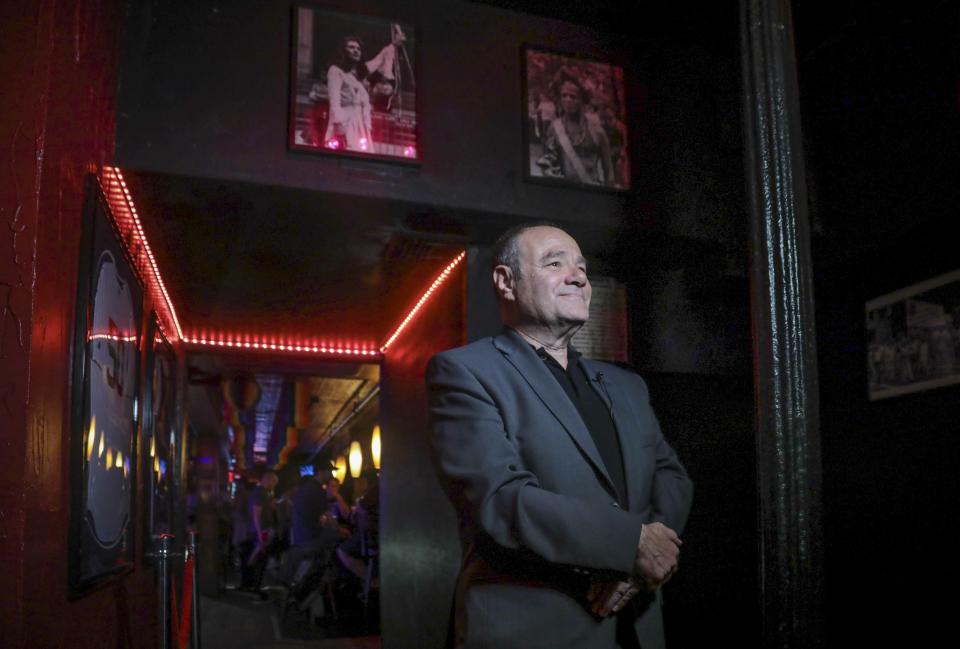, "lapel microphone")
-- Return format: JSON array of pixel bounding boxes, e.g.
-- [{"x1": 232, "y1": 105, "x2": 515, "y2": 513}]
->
[{"x1": 593, "y1": 371, "x2": 614, "y2": 411}]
